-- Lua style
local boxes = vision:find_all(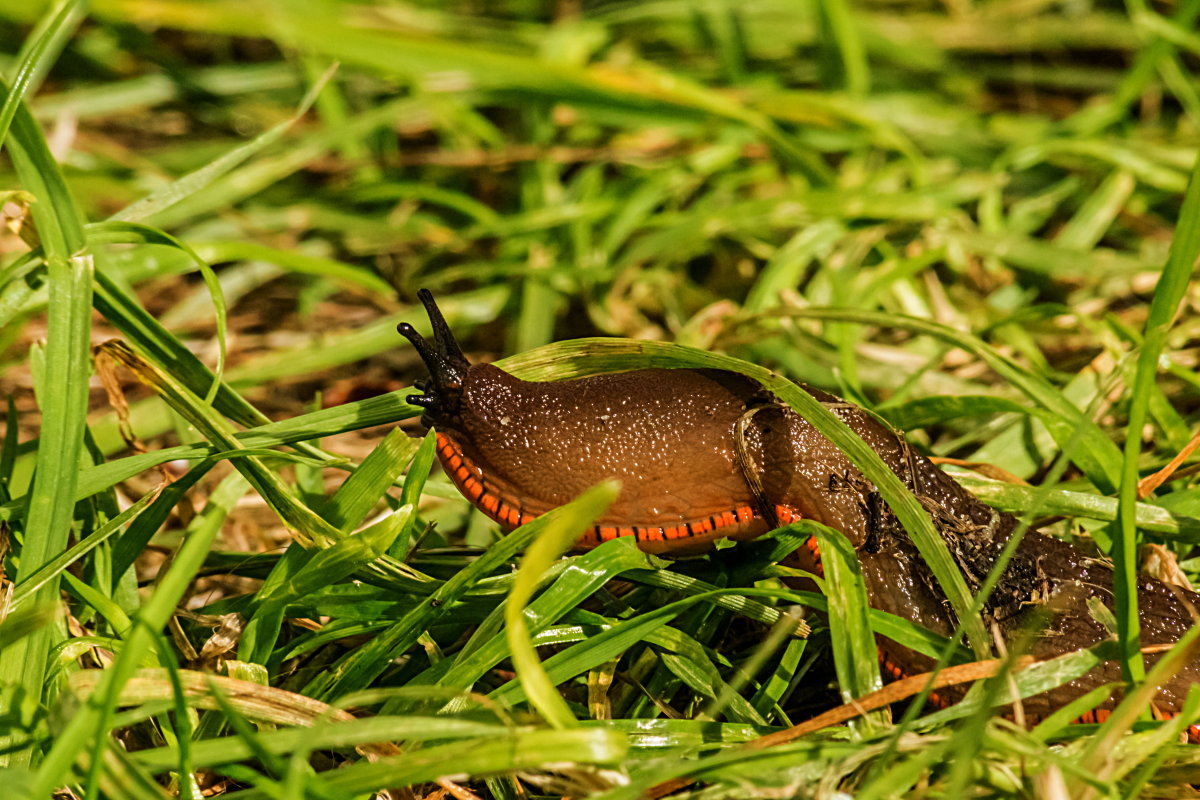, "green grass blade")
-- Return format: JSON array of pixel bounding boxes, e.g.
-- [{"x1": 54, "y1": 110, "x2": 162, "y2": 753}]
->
[
  {"x1": 9, "y1": 486, "x2": 161, "y2": 611},
  {"x1": 0, "y1": 390, "x2": 417, "y2": 526},
  {"x1": 218, "y1": 728, "x2": 626, "y2": 799},
  {"x1": 91, "y1": 269, "x2": 265, "y2": 429},
  {"x1": 319, "y1": 428, "x2": 418, "y2": 533},
  {"x1": 192, "y1": 241, "x2": 393, "y2": 295},
  {"x1": 779, "y1": 308, "x2": 1124, "y2": 493},
  {"x1": 390, "y1": 431, "x2": 438, "y2": 559},
  {"x1": 807, "y1": 521, "x2": 886, "y2": 734},
  {"x1": 100, "y1": 341, "x2": 341, "y2": 547},
  {"x1": 0, "y1": 604, "x2": 60, "y2": 653},
  {"x1": 817, "y1": 0, "x2": 870, "y2": 95},
  {"x1": 134, "y1": 716, "x2": 511, "y2": 770},
  {"x1": 0, "y1": 66, "x2": 92, "y2": 769},
  {"x1": 241, "y1": 508, "x2": 411, "y2": 664},
  {"x1": 505, "y1": 480, "x2": 619, "y2": 729},
  {"x1": 490, "y1": 586, "x2": 836, "y2": 709},
  {"x1": 1112, "y1": 148, "x2": 1200, "y2": 684},
  {"x1": 0, "y1": 0, "x2": 85, "y2": 152},
  {"x1": 1067, "y1": 0, "x2": 1200, "y2": 132}
]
